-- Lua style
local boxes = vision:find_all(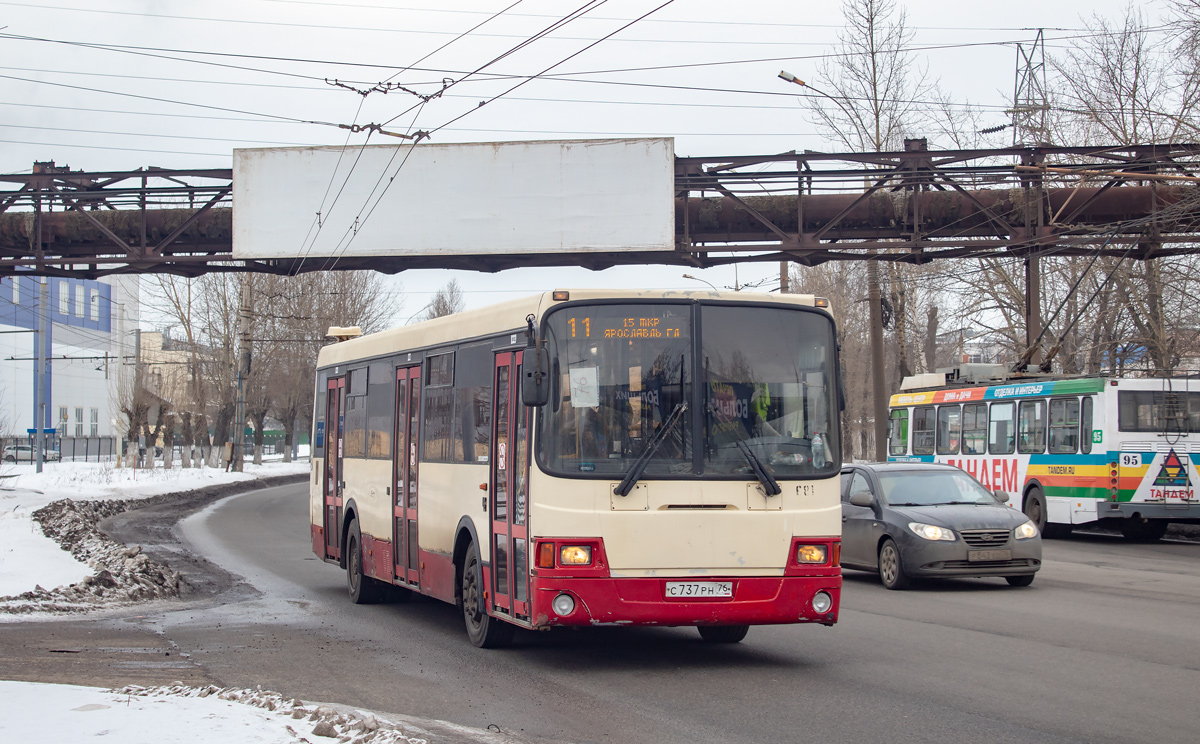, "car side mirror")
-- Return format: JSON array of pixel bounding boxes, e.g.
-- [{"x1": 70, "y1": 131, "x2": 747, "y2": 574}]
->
[
  {"x1": 993, "y1": 489, "x2": 1010, "y2": 504},
  {"x1": 848, "y1": 491, "x2": 874, "y2": 508}
]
